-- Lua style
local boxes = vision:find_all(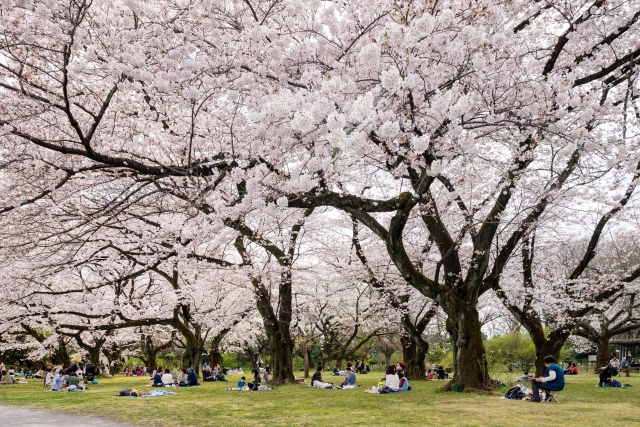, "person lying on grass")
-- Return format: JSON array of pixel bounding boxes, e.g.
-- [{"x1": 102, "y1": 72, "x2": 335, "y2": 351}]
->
[
  {"x1": 378, "y1": 365, "x2": 400, "y2": 393},
  {"x1": 530, "y1": 355, "x2": 565, "y2": 403},
  {"x1": 516, "y1": 371, "x2": 533, "y2": 382},
  {"x1": 311, "y1": 366, "x2": 333, "y2": 389},
  {"x1": 339, "y1": 367, "x2": 356, "y2": 388}
]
